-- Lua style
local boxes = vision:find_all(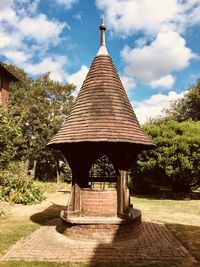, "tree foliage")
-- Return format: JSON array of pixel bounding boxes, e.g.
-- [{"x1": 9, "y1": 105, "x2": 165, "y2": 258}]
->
[
  {"x1": 89, "y1": 155, "x2": 116, "y2": 178},
  {"x1": 136, "y1": 120, "x2": 200, "y2": 193},
  {"x1": 0, "y1": 107, "x2": 23, "y2": 169},
  {"x1": 1, "y1": 63, "x2": 75, "y2": 180},
  {"x1": 165, "y1": 79, "x2": 200, "y2": 122}
]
